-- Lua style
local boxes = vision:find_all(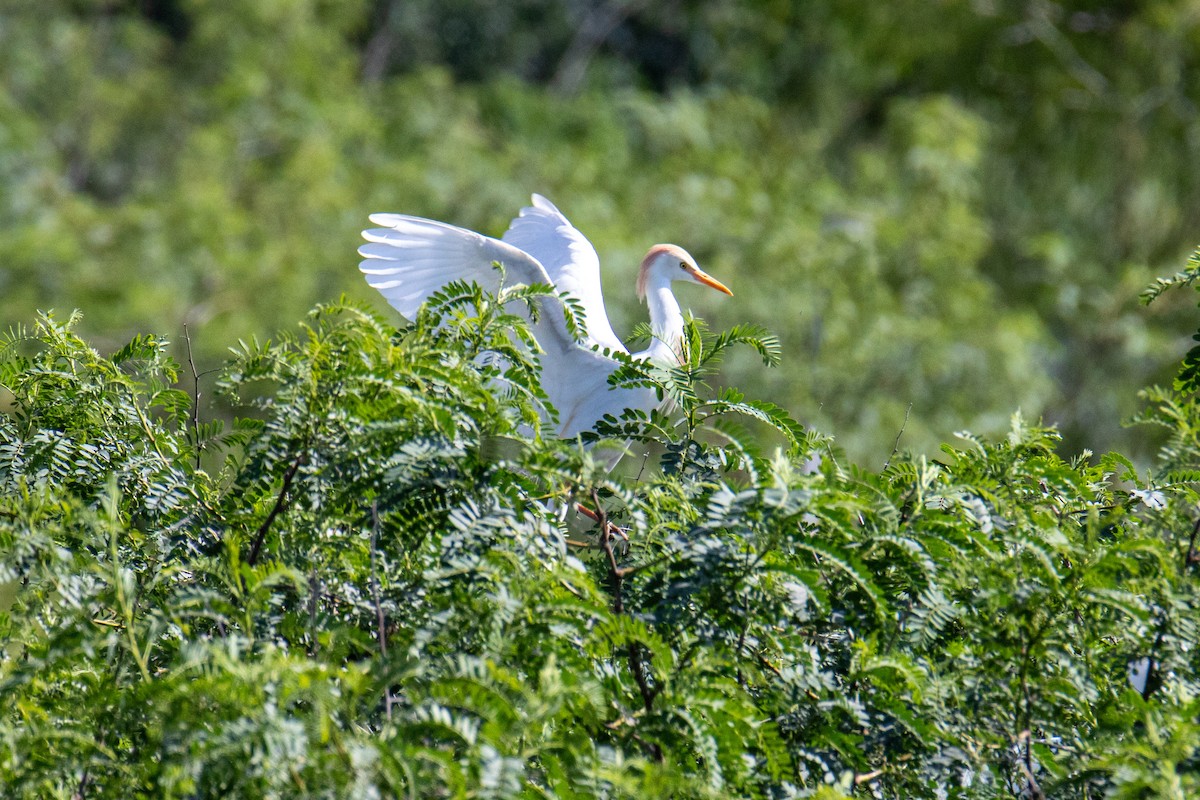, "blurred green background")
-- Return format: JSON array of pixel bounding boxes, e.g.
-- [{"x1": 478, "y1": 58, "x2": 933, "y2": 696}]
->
[{"x1": 3, "y1": 0, "x2": 1199, "y2": 462}]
